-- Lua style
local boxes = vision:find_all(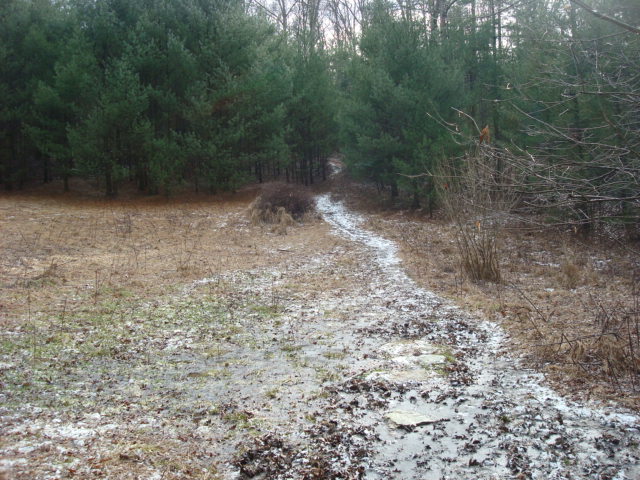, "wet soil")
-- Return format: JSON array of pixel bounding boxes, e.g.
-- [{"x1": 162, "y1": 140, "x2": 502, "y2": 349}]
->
[
  {"x1": 1, "y1": 188, "x2": 639, "y2": 479},
  {"x1": 313, "y1": 194, "x2": 640, "y2": 480}
]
